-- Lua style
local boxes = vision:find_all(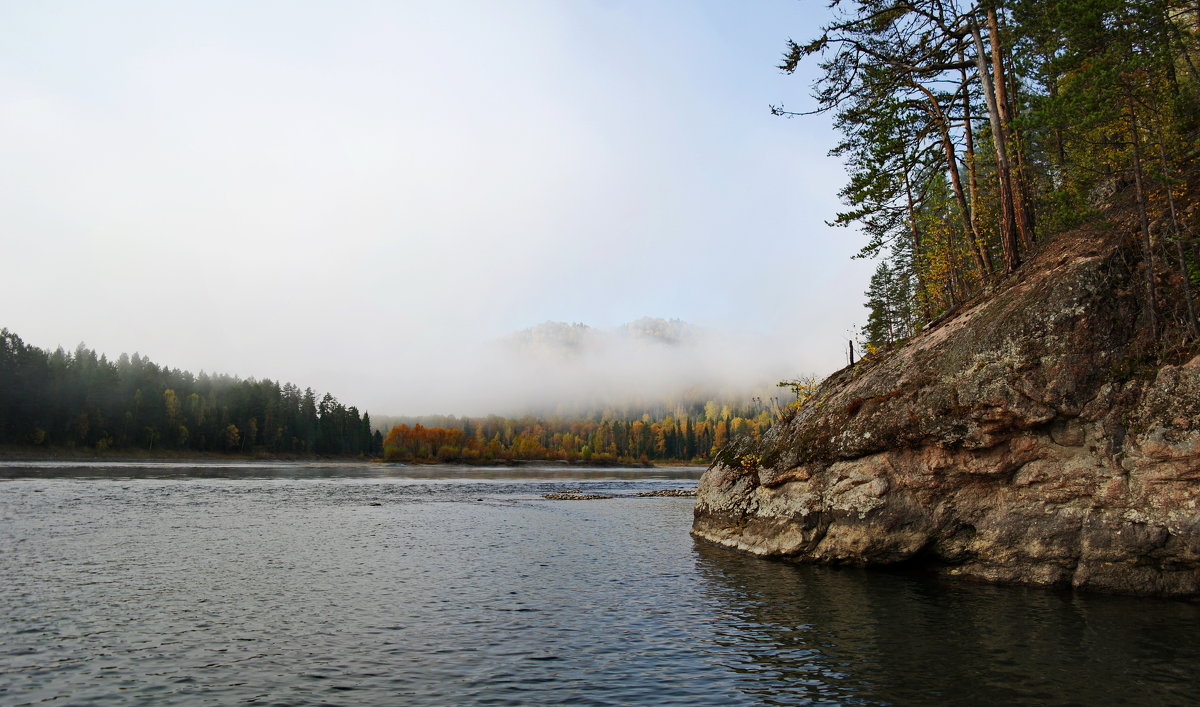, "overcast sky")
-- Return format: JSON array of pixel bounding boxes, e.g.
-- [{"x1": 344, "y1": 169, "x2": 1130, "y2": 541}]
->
[{"x1": 1, "y1": 0, "x2": 873, "y2": 415}]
